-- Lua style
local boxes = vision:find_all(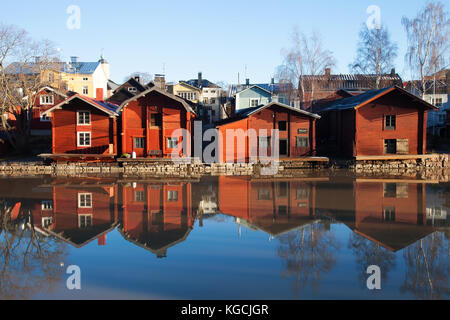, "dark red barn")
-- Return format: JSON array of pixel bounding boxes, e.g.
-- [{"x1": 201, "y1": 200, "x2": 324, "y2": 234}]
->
[{"x1": 317, "y1": 86, "x2": 438, "y2": 158}]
